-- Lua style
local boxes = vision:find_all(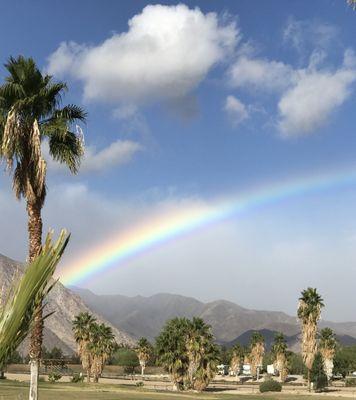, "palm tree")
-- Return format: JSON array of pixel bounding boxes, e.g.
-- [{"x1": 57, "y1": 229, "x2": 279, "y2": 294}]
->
[
  {"x1": 0, "y1": 55, "x2": 86, "y2": 399},
  {"x1": 230, "y1": 344, "x2": 244, "y2": 377},
  {"x1": 89, "y1": 323, "x2": 117, "y2": 383},
  {"x1": 156, "y1": 317, "x2": 218, "y2": 392},
  {"x1": 319, "y1": 328, "x2": 337, "y2": 381},
  {"x1": 185, "y1": 317, "x2": 219, "y2": 391},
  {"x1": 0, "y1": 231, "x2": 68, "y2": 370},
  {"x1": 73, "y1": 312, "x2": 96, "y2": 383},
  {"x1": 271, "y1": 332, "x2": 288, "y2": 382},
  {"x1": 156, "y1": 317, "x2": 190, "y2": 391},
  {"x1": 136, "y1": 338, "x2": 153, "y2": 376},
  {"x1": 249, "y1": 332, "x2": 265, "y2": 380},
  {"x1": 297, "y1": 287, "x2": 324, "y2": 391}
]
